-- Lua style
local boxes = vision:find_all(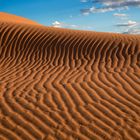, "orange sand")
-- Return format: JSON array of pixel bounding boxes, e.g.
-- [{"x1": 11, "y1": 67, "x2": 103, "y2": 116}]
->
[{"x1": 0, "y1": 12, "x2": 140, "y2": 140}]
